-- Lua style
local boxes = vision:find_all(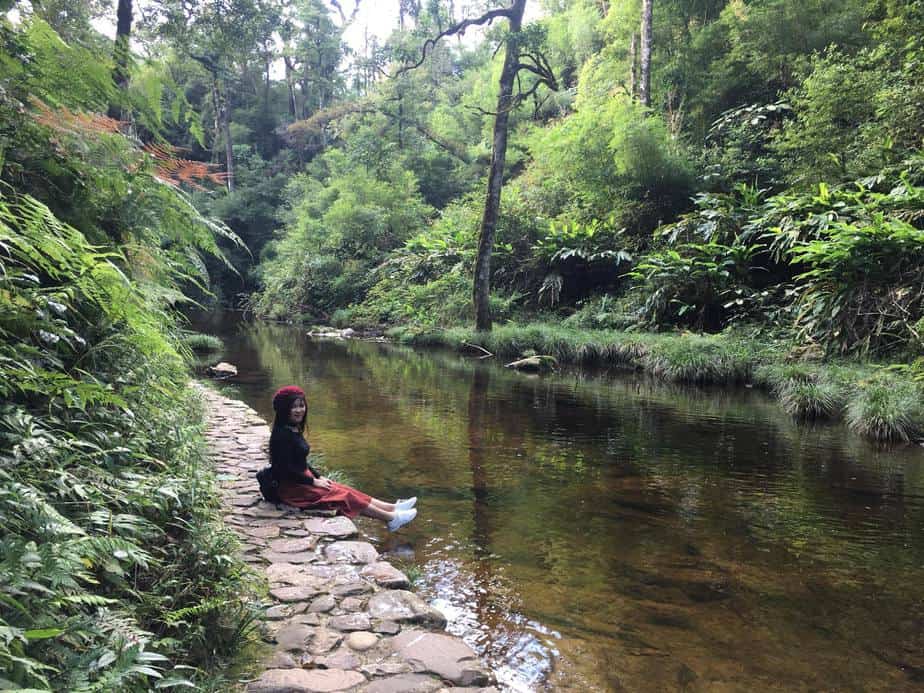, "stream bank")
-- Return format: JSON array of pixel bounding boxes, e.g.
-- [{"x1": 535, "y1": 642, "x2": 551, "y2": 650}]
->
[{"x1": 196, "y1": 382, "x2": 499, "y2": 692}]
